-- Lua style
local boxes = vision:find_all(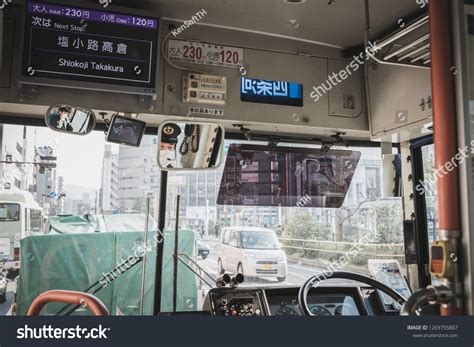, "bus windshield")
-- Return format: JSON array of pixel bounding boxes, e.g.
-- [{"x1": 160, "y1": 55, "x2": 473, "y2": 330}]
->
[
  {"x1": 167, "y1": 141, "x2": 405, "y2": 288},
  {"x1": 0, "y1": 124, "x2": 405, "y2": 310}
]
